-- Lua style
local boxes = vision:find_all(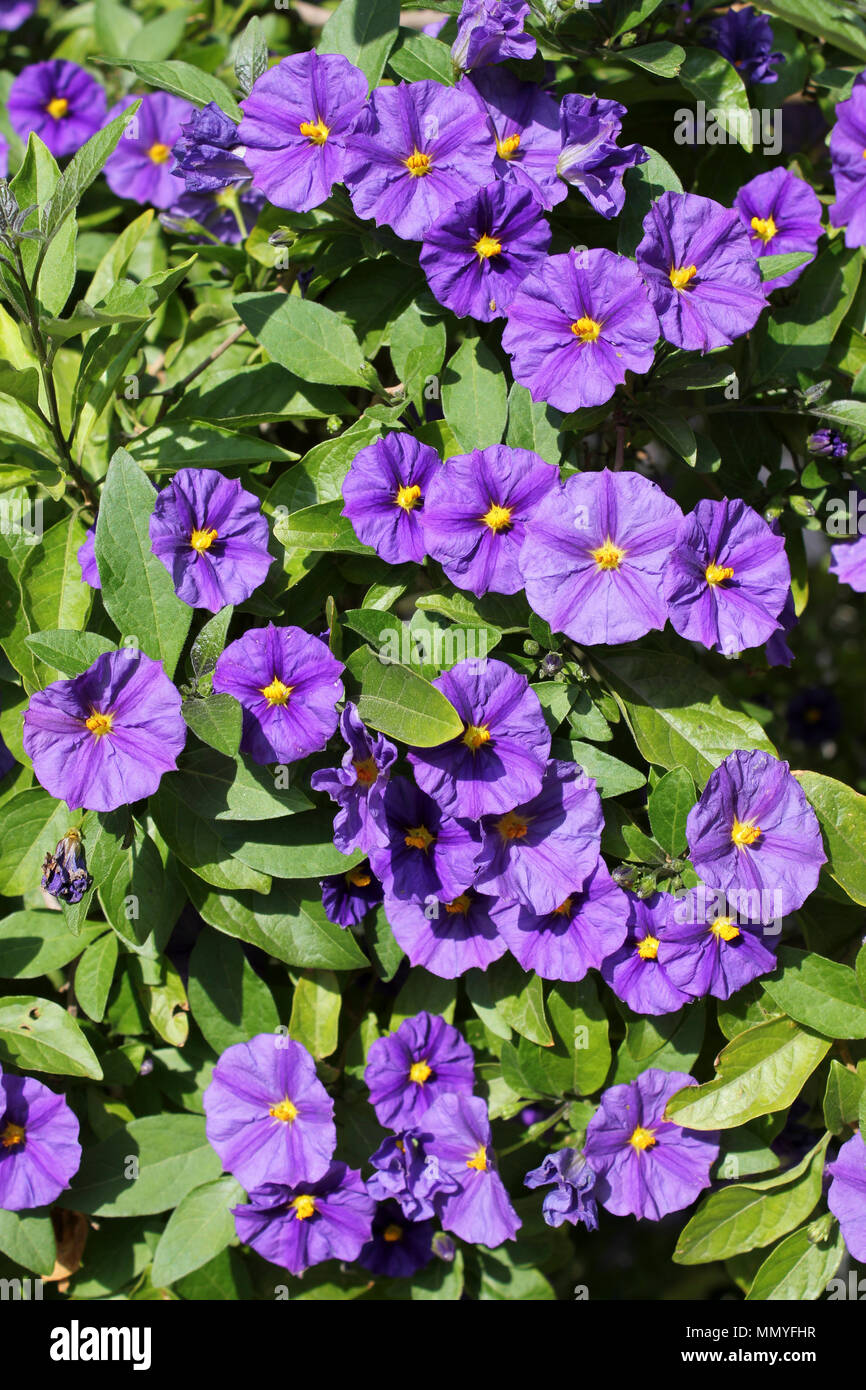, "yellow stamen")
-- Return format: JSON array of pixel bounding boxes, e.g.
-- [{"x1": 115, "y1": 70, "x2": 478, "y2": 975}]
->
[
  {"x1": 45, "y1": 96, "x2": 69, "y2": 120},
  {"x1": 629, "y1": 1125, "x2": 657, "y2": 1151},
  {"x1": 260, "y1": 676, "x2": 293, "y2": 706},
  {"x1": 147, "y1": 142, "x2": 171, "y2": 165},
  {"x1": 299, "y1": 118, "x2": 330, "y2": 144},
  {"x1": 481, "y1": 502, "x2": 512, "y2": 532},
  {"x1": 383, "y1": 1224, "x2": 403, "y2": 1242},
  {"x1": 409, "y1": 1060, "x2": 432, "y2": 1084},
  {"x1": 466, "y1": 1144, "x2": 488, "y2": 1171},
  {"x1": 269, "y1": 1098, "x2": 298, "y2": 1123},
  {"x1": 474, "y1": 233, "x2": 502, "y2": 260},
  {"x1": 346, "y1": 867, "x2": 371, "y2": 889},
  {"x1": 553, "y1": 898, "x2": 573, "y2": 916},
  {"x1": 711, "y1": 916, "x2": 740, "y2": 942},
  {"x1": 463, "y1": 723, "x2": 491, "y2": 751},
  {"x1": 497, "y1": 810, "x2": 529, "y2": 841},
  {"x1": 571, "y1": 315, "x2": 602, "y2": 343},
  {"x1": 291, "y1": 1194, "x2": 316, "y2": 1220},
  {"x1": 705, "y1": 562, "x2": 735, "y2": 586},
  {"x1": 190, "y1": 526, "x2": 218, "y2": 552},
  {"x1": 496, "y1": 132, "x2": 521, "y2": 159},
  {"x1": 750, "y1": 215, "x2": 777, "y2": 244},
  {"x1": 445, "y1": 894, "x2": 471, "y2": 916},
  {"x1": 405, "y1": 149, "x2": 432, "y2": 177},
  {"x1": 354, "y1": 757, "x2": 378, "y2": 785},
  {"x1": 638, "y1": 935, "x2": 660, "y2": 960},
  {"x1": 404, "y1": 824, "x2": 435, "y2": 852},
  {"x1": 85, "y1": 710, "x2": 113, "y2": 738},
  {"x1": 669, "y1": 264, "x2": 698, "y2": 291},
  {"x1": 395, "y1": 483, "x2": 422, "y2": 511},
  {"x1": 731, "y1": 819, "x2": 761, "y2": 848},
  {"x1": 591, "y1": 538, "x2": 625, "y2": 571},
  {"x1": 1, "y1": 1122, "x2": 25, "y2": 1148}
]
